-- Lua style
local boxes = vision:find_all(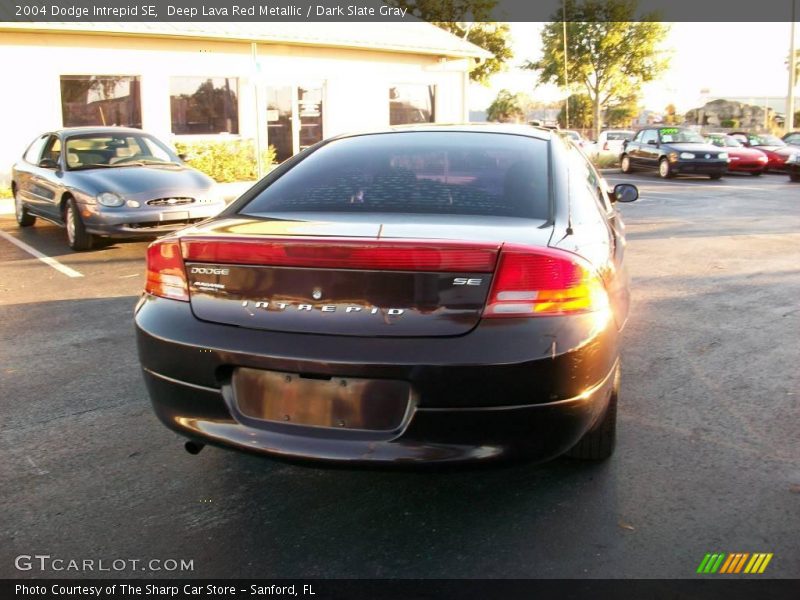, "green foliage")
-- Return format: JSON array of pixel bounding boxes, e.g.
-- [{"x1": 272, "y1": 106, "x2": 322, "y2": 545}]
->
[
  {"x1": 593, "y1": 153, "x2": 620, "y2": 169},
  {"x1": 605, "y1": 92, "x2": 640, "y2": 127},
  {"x1": 720, "y1": 119, "x2": 740, "y2": 128},
  {"x1": 387, "y1": 1, "x2": 514, "y2": 84},
  {"x1": 0, "y1": 185, "x2": 11, "y2": 199},
  {"x1": 486, "y1": 89, "x2": 528, "y2": 123},
  {"x1": 559, "y1": 94, "x2": 594, "y2": 128},
  {"x1": 173, "y1": 139, "x2": 276, "y2": 183},
  {"x1": 525, "y1": 0, "x2": 669, "y2": 138}
]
